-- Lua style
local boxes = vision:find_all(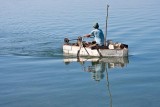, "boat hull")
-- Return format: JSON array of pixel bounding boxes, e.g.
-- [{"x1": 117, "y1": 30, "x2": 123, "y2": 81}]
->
[{"x1": 63, "y1": 45, "x2": 128, "y2": 57}]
